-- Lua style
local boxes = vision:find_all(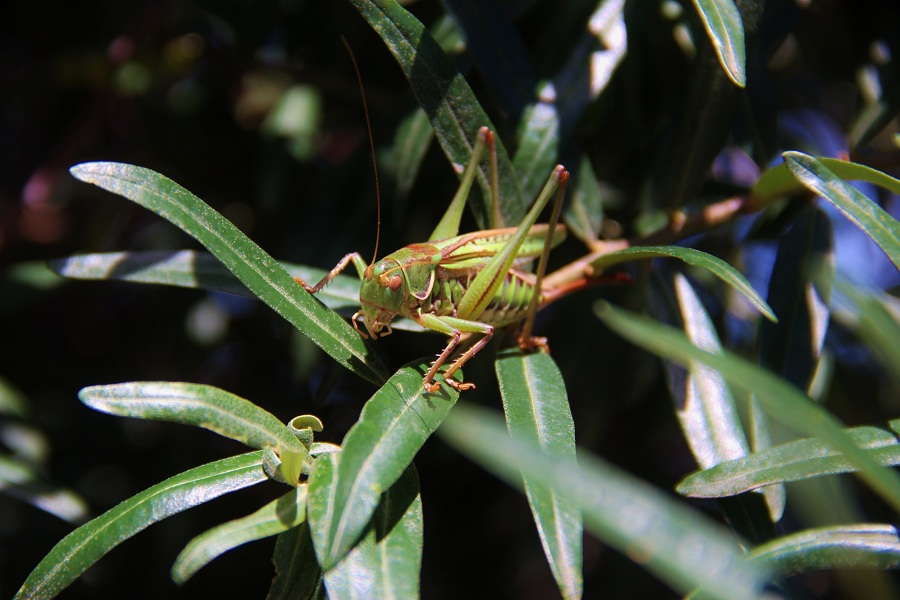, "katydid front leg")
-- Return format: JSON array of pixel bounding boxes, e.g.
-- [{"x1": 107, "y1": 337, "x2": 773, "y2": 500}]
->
[{"x1": 294, "y1": 252, "x2": 373, "y2": 338}]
